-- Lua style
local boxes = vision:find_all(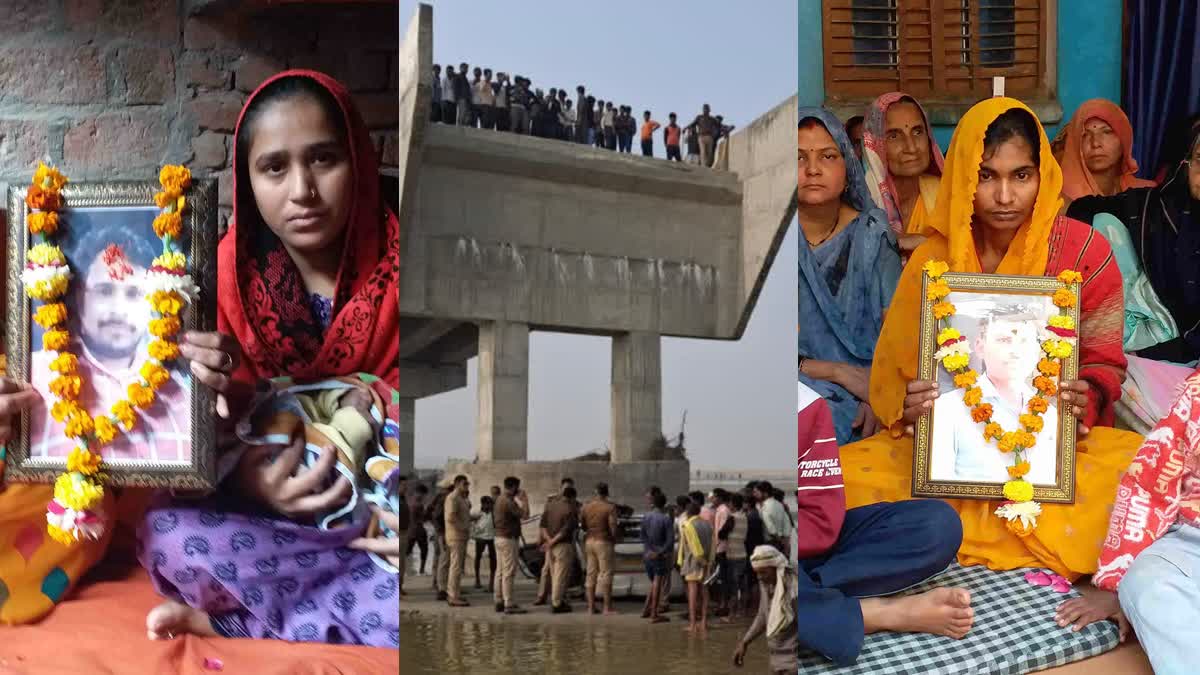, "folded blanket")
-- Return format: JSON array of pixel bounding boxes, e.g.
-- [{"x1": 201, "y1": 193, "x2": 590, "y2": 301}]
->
[{"x1": 234, "y1": 374, "x2": 401, "y2": 573}]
